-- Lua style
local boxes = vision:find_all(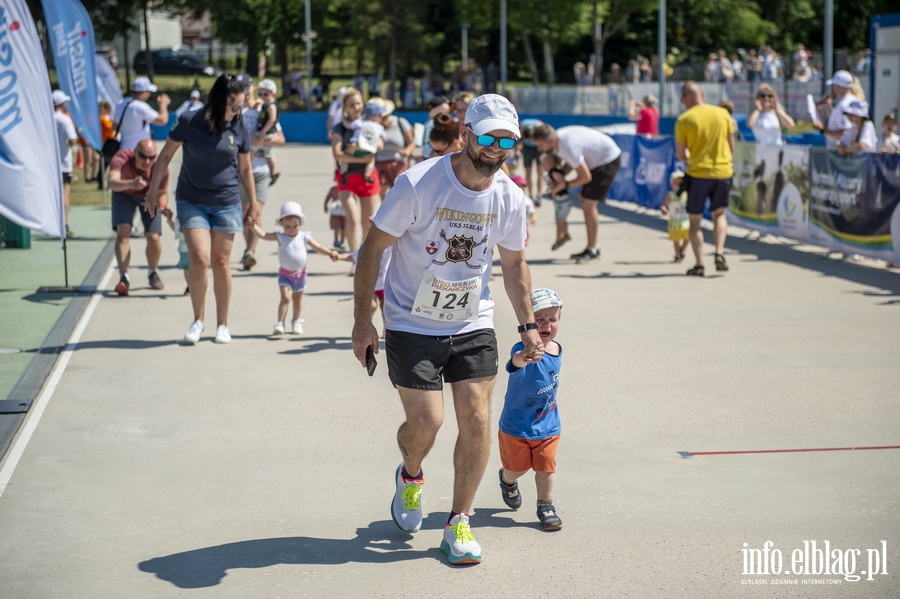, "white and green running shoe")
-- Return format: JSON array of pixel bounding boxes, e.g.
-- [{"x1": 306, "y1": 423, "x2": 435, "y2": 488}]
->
[
  {"x1": 440, "y1": 513, "x2": 482, "y2": 565},
  {"x1": 391, "y1": 464, "x2": 423, "y2": 533}
]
